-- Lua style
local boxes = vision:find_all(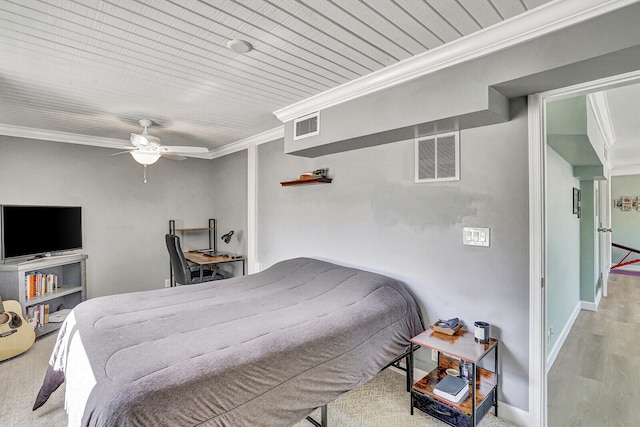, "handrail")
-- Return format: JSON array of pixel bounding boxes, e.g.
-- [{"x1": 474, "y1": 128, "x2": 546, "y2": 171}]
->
[
  {"x1": 612, "y1": 242, "x2": 640, "y2": 253},
  {"x1": 612, "y1": 242, "x2": 640, "y2": 269}
]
